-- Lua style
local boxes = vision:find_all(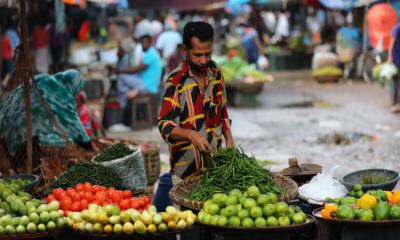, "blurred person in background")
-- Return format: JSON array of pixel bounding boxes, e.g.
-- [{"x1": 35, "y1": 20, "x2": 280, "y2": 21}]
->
[
  {"x1": 236, "y1": 23, "x2": 264, "y2": 64},
  {"x1": 33, "y1": 19, "x2": 50, "y2": 74},
  {"x1": 75, "y1": 90, "x2": 105, "y2": 138}
]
